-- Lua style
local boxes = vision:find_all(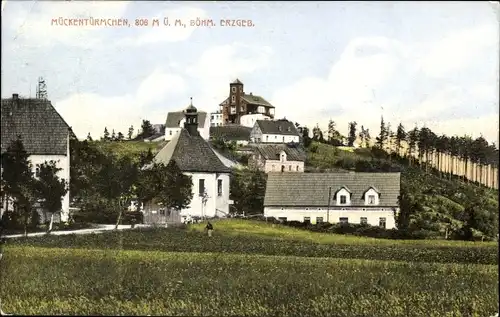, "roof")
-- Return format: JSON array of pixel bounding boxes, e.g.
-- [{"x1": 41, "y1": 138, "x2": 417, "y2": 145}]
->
[
  {"x1": 255, "y1": 120, "x2": 299, "y2": 136},
  {"x1": 210, "y1": 125, "x2": 252, "y2": 141},
  {"x1": 231, "y1": 79, "x2": 243, "y2": 84},
  {"x1": 165, "y1": 111, "x2": 207, "y2": 128},
  {"x1": 264, "y1": 172, "x2": 401, "y2": 207},
  {"x1": 152, "y1": 128, "x2": 231, "y2": 173},
  {"x1": 241, "y1": 94, "x2": 274, "y2": 108},
  {"x1": 254, "y1": 143, "x2": 306, "y2": 162},
  {"x1": 1, "y1": 97, "x2": 70, "y2": 155}
]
